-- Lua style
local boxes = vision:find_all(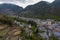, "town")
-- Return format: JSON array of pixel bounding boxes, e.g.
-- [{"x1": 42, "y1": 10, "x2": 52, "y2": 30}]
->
[
  {"x1": 13, "y1": 16, "x2": 60, "y2": 40},
  {"x1": 0, "y1": 15, "x2": 60, "y2": 40}
]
